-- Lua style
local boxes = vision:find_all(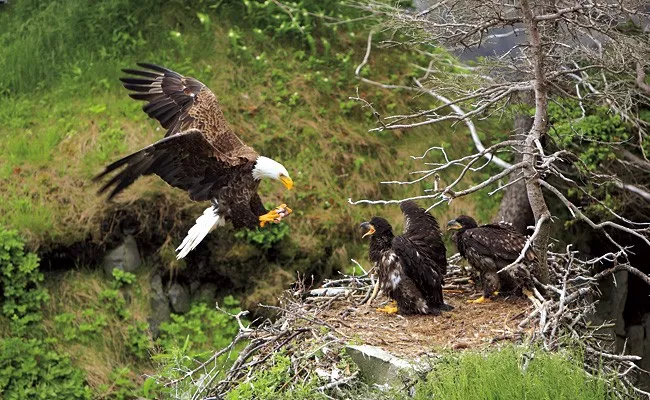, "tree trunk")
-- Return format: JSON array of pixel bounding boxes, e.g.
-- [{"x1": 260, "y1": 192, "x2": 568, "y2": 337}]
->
[
  {"x1": 495, "y1": 109, "x2": 535, "y2": 233},
  {"x1": 521, "y1": 0, "x2": 552, "y2": 285}
]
